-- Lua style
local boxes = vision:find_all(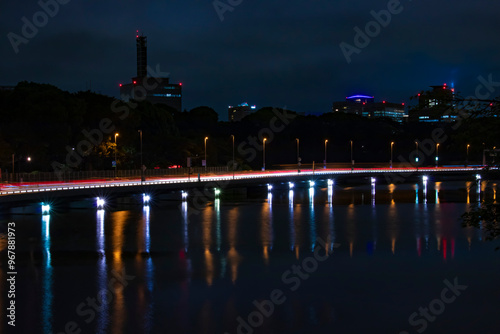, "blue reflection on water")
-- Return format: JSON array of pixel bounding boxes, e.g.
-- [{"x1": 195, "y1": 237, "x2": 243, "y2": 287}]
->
[
  {"x1": 142, "y1": 206, "x2": 155, "y2": 333},
  {"x1": 289, "y1": 189, "x2": 295, "y2": 251},
  {"x1": 309, "y1": 187, "x2": 316, "y2": 251},
  {"x1": 182, "y1": 201, "x2": 189, "y2": 252},
  {"x1": 215, "y1": 198, "x2": 221, "y2": 252},
  {"x1": 41, "y1": 215, "x2": 53, "y2": 334},
  {"x1": 143, "y1": 206, "x2": 151, "y2": 254}
]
